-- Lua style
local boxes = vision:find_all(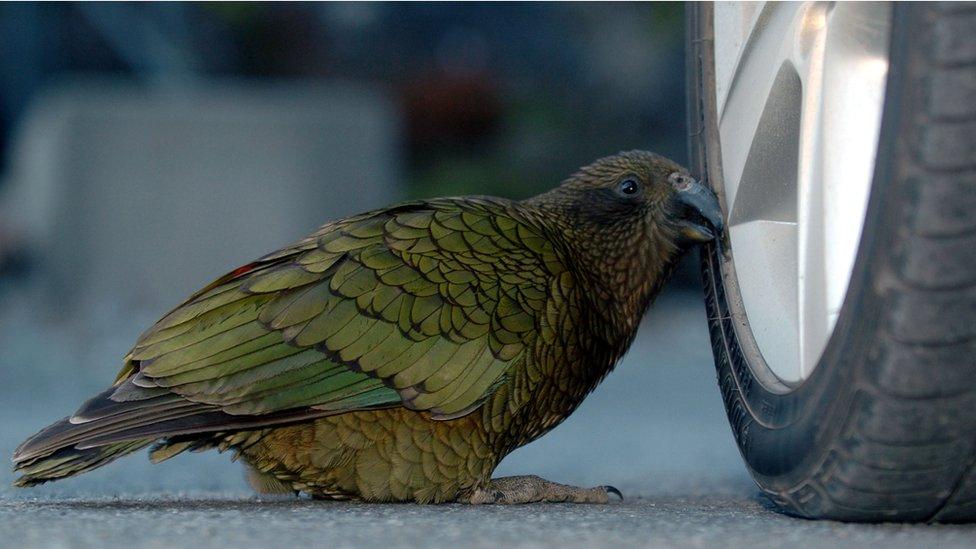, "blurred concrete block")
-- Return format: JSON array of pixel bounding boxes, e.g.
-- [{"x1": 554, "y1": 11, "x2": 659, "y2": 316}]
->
[{"x1": 1, "y1": 78, "x2": 401, "y2": 313}]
